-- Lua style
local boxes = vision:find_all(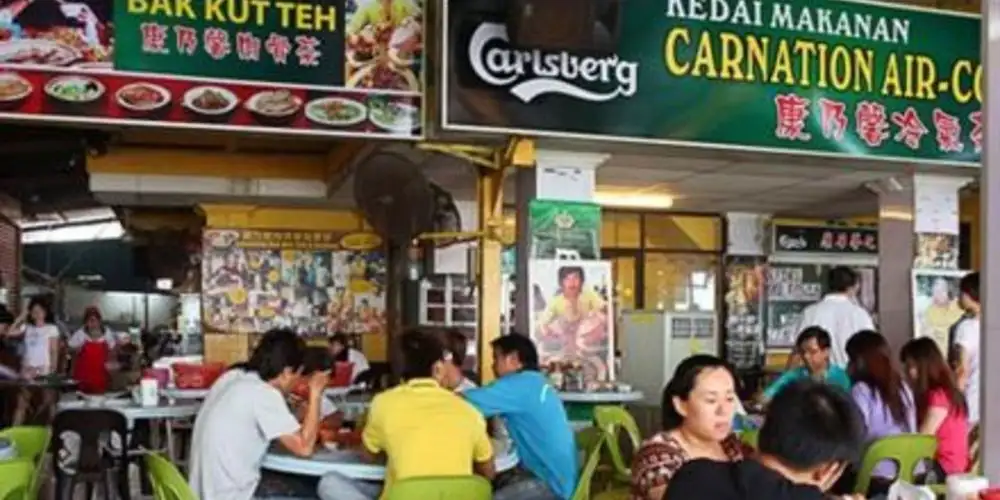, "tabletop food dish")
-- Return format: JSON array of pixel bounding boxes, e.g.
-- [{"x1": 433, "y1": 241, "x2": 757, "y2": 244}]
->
[
  {"x1": 368, "y1": 100, "x2": 418, "y2": 133},
  {"x1": 183, "y1": 86, "x2": 238, "y2": 116}
]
